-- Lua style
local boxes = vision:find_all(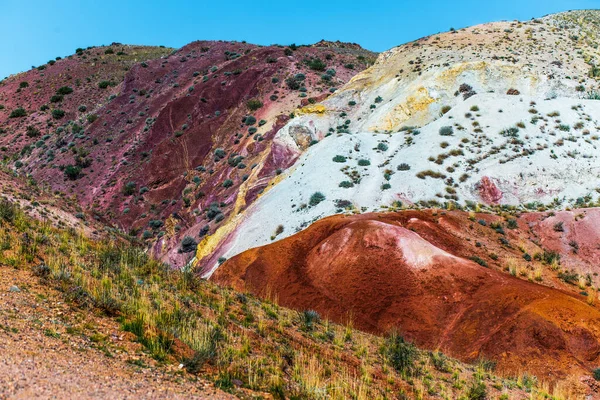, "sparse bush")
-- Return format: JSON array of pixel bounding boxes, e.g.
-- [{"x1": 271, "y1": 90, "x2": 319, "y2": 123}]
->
[
  {"x1": 285, "y1": 77, "x2": 301, "y2": 90},
  {"x1": 465, "y1": 379, "x2": 487, "y2": 400},
  {"x1": 246, "y1": 98, "x2": 263, "y2": 111},
  {"x1": 56, "y1": 86, "x2": 73, "y2": 95},
  {"x1": 0, "y1": 200, "x2": 16, "y2": 223},
  {"x1": 98, "y1": 81, "x2": 113, "y2": 89},
  {"x1": 52, "y1": 109, "x2": 65, "y2": 119},
  {"x1": 553, "y1": 221, "x2": 564, "y2": 232},
  {"x1": 439, "y1": 126, "x2": 453, "y2": 136},
  {"x1": 50, "y1": 94, "x2": 63, "y2": 103},
  {"x1": 471, "y1": 256, "x2": 488, "y2": 267},
  {"x1": 9, "y1": 108, "x2": 26, "y2": 118},
  {"x1": 397, "y1": 163, "x2": 410, "y2": 171},
  {"x1": 64, "y1": 165, "x2": 82, "y2": 180},
  {"x1": 300, "y1": 310, "x2": 320, "y2": 331},
  {"x1": 122, "y1": 181, "x2": 136, "y2": 196},
  {"x1": 180, "y1": 236, "x2": 198, "y2": 253},
  {"x1": 309, "y1": 192, "x2": 326, "y2": 206},
  {"x1": 384, "y1": 332, "x2": 417, "y2": 376},
  {"x1": 26, "y1": 126, "x2": 40, "y2": 138},
  {"x1": 306, "y1": 58, "x2": 326, "y2": 71}
]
